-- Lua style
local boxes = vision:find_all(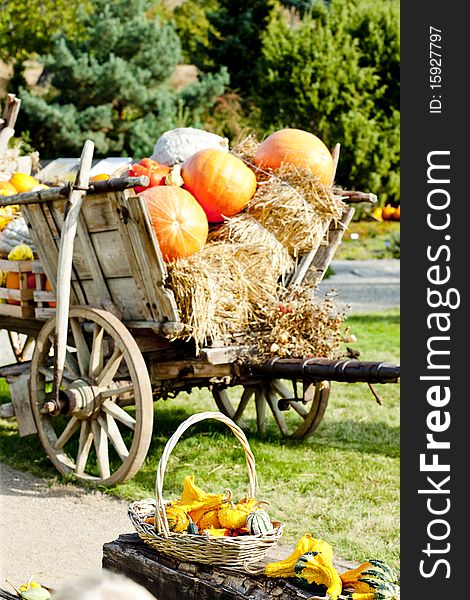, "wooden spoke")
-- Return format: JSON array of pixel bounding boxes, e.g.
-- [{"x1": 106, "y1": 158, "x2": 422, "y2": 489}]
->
[
  {"x1": 76, "y1": 420, "x2": 93, "y2": 475},
  {"x1": 96, "y1": 348, "x2": 123, "y2": 387},
  {"x1": 54, "y1": 416, "x2": 80, "y2": 450},
  {"x1": 89, "y1": 324, "x2": 104, "y2": 379},
  {"x1": 98, "y1": 413, "x2": 129, "y2": 461},
  {"x1": 266, "y1": 387, "x2": 289, "y2": 436},
  {"x1": 234, "y1": 387, "x2": 254, "y2": 423},
  {"x1": 91, "y1": 419, "x2": 110, "y2": 480},
  {"x1": 65, "y1": 349, "x2": 80, "y2": 379},
  {"x1": 254, "y1": 388, "x2": 267, "y2": 434},
  {"x1": 70, "y1": 317, "x2": 90, "y2": 376},
  {"x1": 99, "y1": 383, "x2": 133, "y2": 400},
  {"x1": 290, "y1": 401, "x2": 309, "y2": 418},
  {"x1": 101, "y1": 398, "x2": 136, "y2": 430},
  {"x1": 212, "y1": 388, "x2": 236, "y2": 419},
  {"x1": 271, "y1": 379, "x2": 294, "y2": 399}
]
